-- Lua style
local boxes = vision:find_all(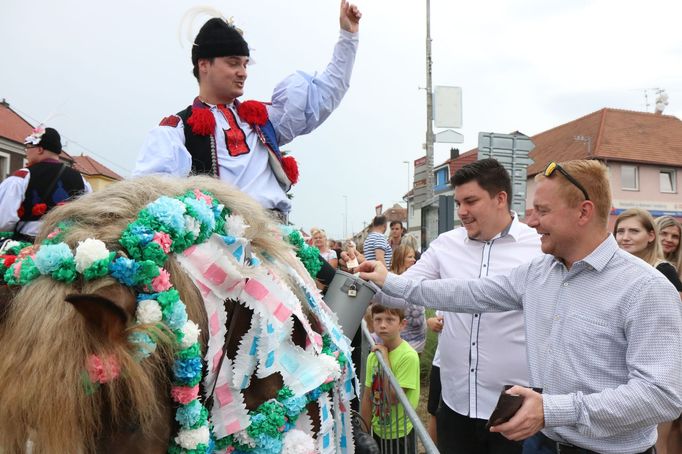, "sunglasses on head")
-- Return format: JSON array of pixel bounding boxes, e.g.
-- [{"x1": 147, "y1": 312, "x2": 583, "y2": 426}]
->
[{"x1": 543, "y1": 161, "x2": 590, "y2": 201}]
